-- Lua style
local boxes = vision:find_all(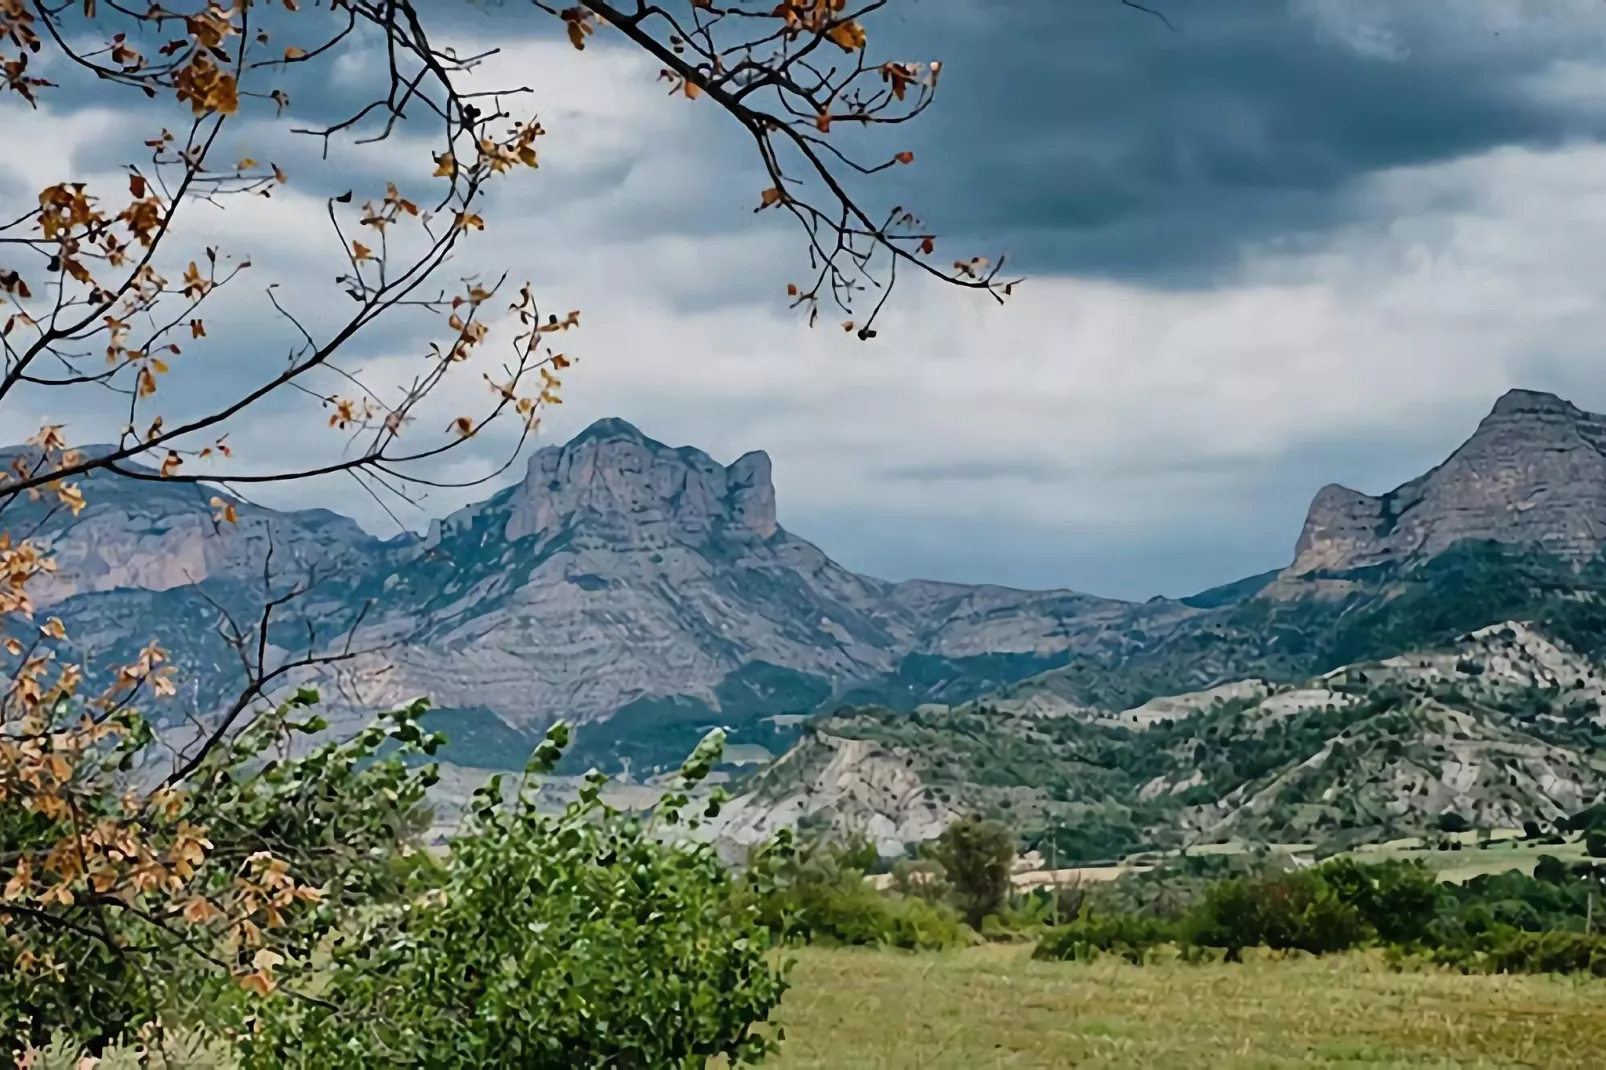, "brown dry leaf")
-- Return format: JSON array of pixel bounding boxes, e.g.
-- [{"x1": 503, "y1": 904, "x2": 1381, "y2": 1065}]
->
[{"x1": 825, "y1": 19, "x2": 866, "y2": 51}]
